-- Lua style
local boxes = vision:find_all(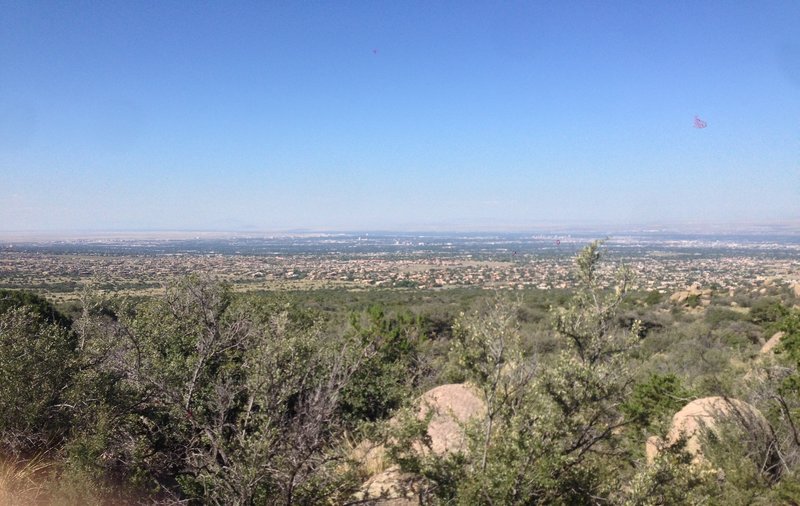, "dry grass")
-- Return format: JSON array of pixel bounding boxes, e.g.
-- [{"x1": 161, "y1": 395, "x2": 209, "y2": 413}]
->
[{"x1": 0, "y1": 454, "x2": 54, "y2": 506}]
